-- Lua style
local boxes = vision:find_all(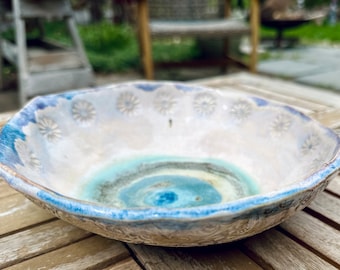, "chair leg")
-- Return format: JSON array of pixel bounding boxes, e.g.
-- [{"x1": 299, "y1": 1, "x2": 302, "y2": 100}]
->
[
  {"x1": 249, "y1": 0, "x2": 260, "y2": 73},
  {"x1": 137, "y1": 0, "x2": 154, "y2": 80},
  {"x1": 0, "y1": 37, "x2": 3, "y2": 90},
  {"x1": 13, "y1": 0, "x2": 30, "y2": 105},
  {"x1": 221, "y1": 38, "x2": 230, "y2": 74}
]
